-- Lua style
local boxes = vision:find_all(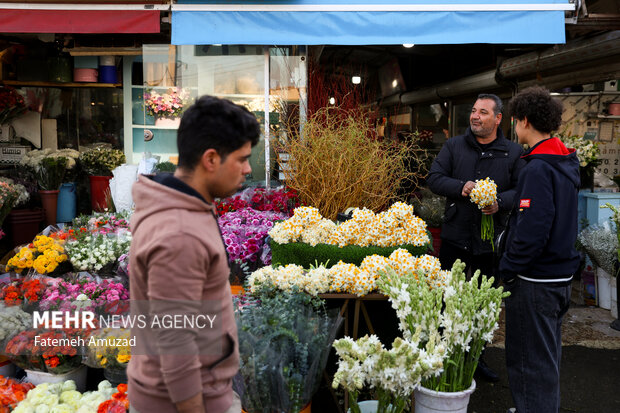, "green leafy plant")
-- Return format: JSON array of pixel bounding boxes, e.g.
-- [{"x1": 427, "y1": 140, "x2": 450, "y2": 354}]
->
[
  {"x1": 79, "y1": 146, "x2": 126, "y2": 176},
  {"x1": 154, "y1": 161, "x2": 177, "y2": 173},
  {"x1": 234, "y1": 287, "x2": 341, "y2": 413}
]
